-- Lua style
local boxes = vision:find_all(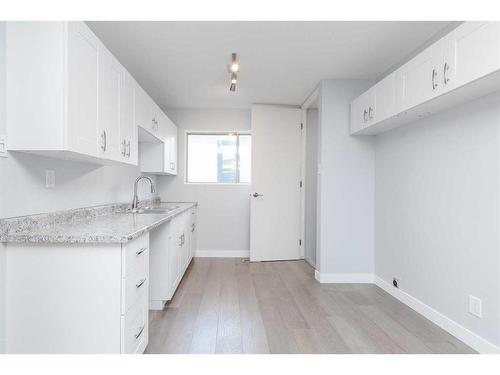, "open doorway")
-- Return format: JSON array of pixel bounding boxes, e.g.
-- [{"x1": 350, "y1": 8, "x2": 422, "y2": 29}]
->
[{"x1": 301, "y1": 90, "x2": 319, "y2": 268}]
